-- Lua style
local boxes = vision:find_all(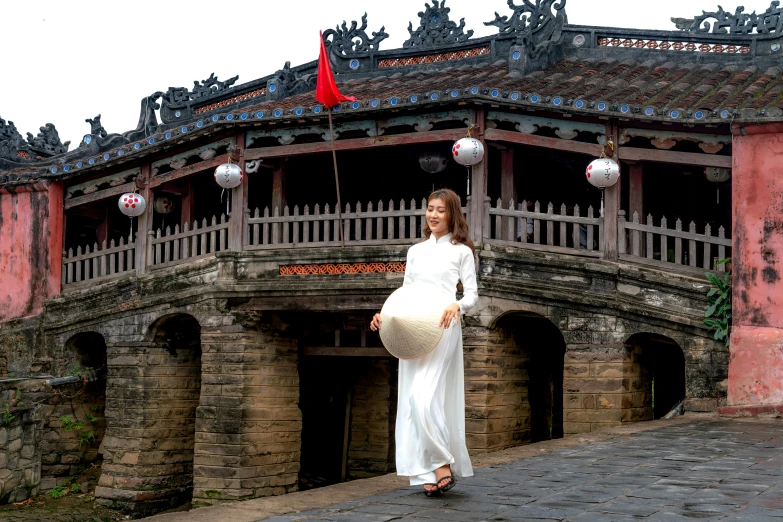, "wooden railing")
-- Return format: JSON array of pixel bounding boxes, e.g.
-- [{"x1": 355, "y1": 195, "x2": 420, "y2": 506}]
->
[
  {"x1": 149, "y1": 214, "x2": 229, "y2": 268},
  {"x1": 245, "y1": 200, "x2": 469, "y2": 250},
  {"x1": 62, "y1": 235, "x2": 135, "y2": 286},
  {"x1": 619, "y1": 211, "x2": 731, "y2": 272},
  {"x1": 485, "y1": 199, "x2": 603, "y2": 257}
]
